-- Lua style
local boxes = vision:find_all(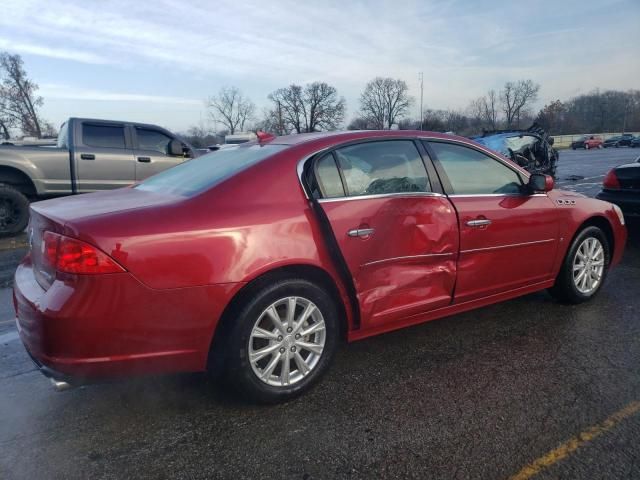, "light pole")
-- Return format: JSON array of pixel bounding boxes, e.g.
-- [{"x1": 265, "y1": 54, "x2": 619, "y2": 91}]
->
[{"x1": 418, "y1": 72, "x2": 424, "y2": 130}]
